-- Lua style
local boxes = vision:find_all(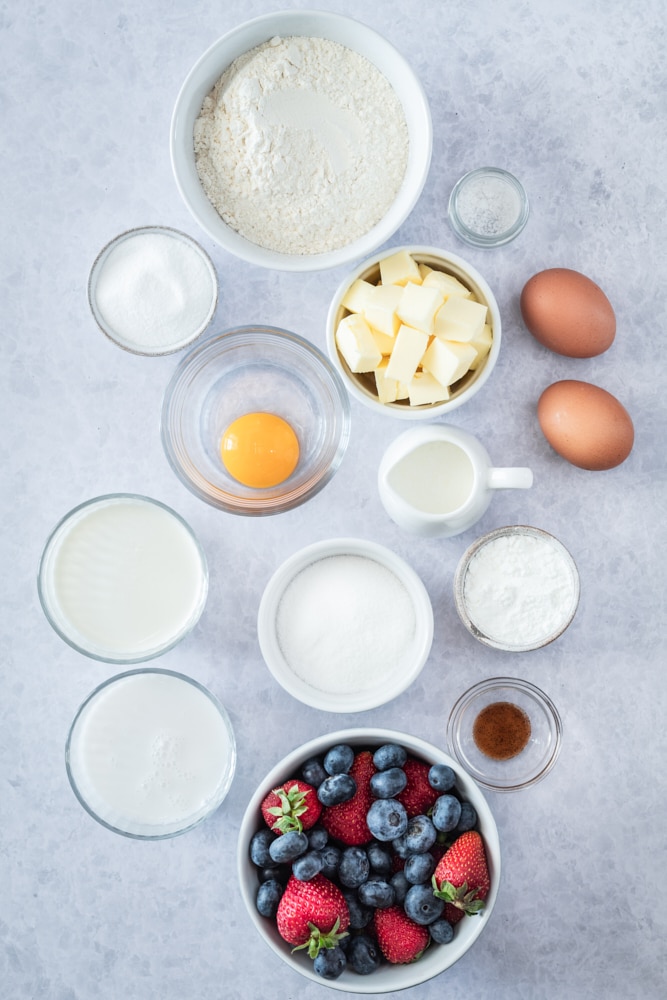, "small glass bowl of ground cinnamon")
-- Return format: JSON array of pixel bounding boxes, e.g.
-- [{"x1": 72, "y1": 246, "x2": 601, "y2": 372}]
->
[{"x1": 446, "y1": 677, "x2": 562, "y2": 792}]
